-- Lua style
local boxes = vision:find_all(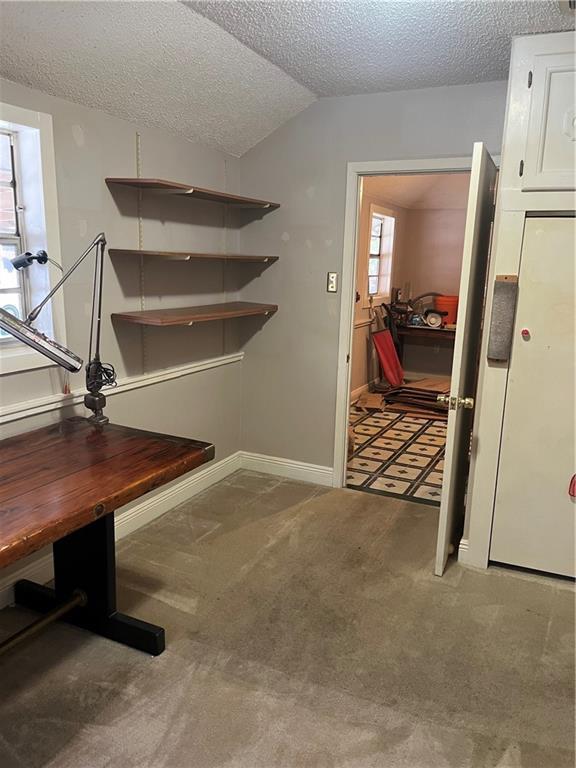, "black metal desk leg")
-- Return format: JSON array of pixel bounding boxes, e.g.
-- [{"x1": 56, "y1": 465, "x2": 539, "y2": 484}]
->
[{"x1": 14, "y1": 514, "x2": 165, "y2": 656}]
